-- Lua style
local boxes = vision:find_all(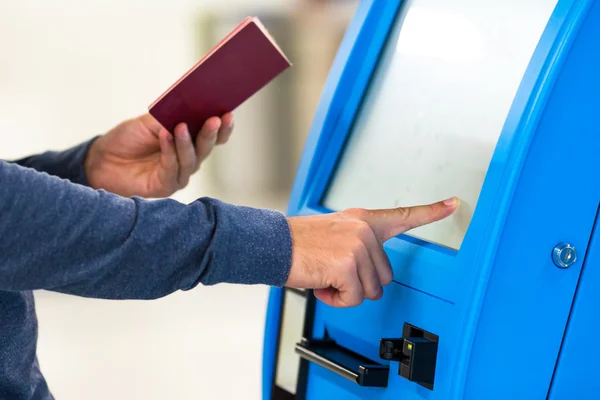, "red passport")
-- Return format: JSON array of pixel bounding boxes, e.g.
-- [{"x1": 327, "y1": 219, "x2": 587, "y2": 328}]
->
[{"x1": 149, "y1": 16, "x2": 292, "y2": 137}]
